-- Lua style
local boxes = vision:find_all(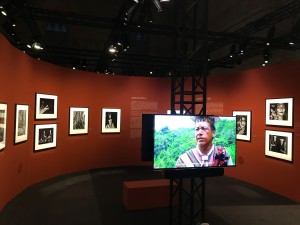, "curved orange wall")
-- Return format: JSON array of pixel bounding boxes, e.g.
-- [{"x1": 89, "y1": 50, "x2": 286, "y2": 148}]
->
[
  {"x1": 207, "y1": 64, "x2": 300, "y2": 202},
  {"x1": 0, "y1": 35, "x2": 171, "y2": 209},
  {"x1": 1, "y1": 33, "x2": 300, "y2": 209}
]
